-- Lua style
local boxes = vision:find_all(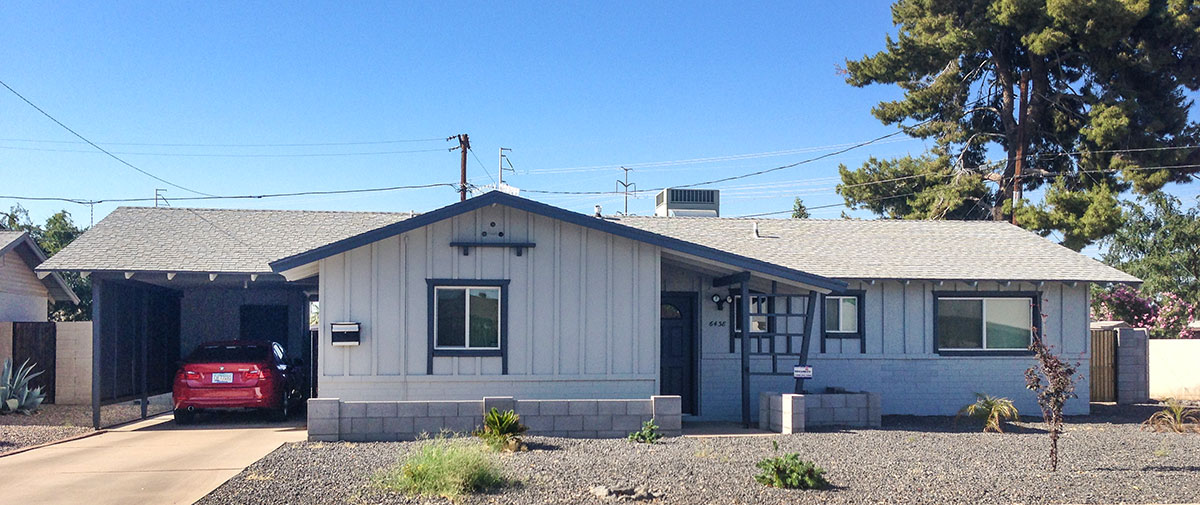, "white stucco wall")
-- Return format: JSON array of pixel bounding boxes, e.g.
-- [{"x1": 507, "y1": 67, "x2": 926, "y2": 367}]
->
[
  {"x1": 1149, "y1": 339, "x2": 1200, "y2": 401},
  {"x1": 317, "y1": 205, "x2": 661, "y2": 401}
]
